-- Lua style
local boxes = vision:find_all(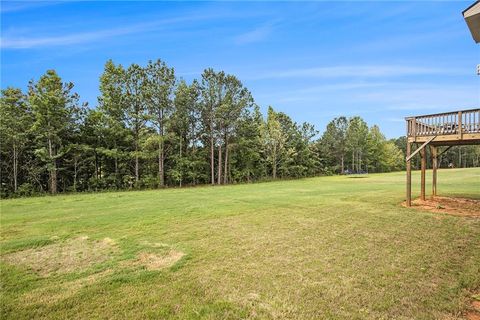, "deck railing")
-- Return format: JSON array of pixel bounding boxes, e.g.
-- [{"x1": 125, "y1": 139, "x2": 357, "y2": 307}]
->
[{"x1": 406, "y1": 108, "x2": 480, "y2": 138}]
